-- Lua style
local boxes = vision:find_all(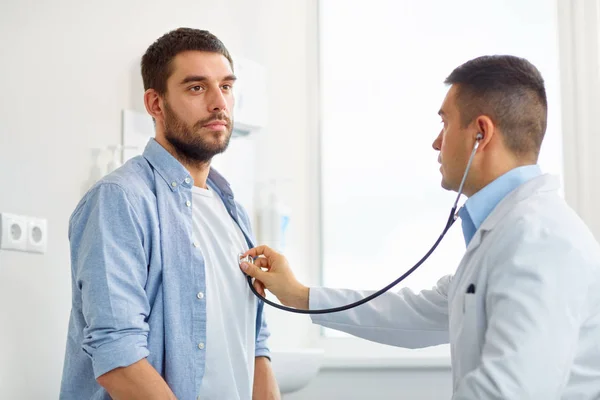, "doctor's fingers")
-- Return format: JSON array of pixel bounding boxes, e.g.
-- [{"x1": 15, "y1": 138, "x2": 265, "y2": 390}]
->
[
  {"x1": 253, "y1": 257, "x2": 272, "y2": 271},
  {"x1": 244, "y1": 245, "x2": 280, "y2": 260},
  {"x1": 252, "y1": 279, "x2": 266, "y2": 297}
]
